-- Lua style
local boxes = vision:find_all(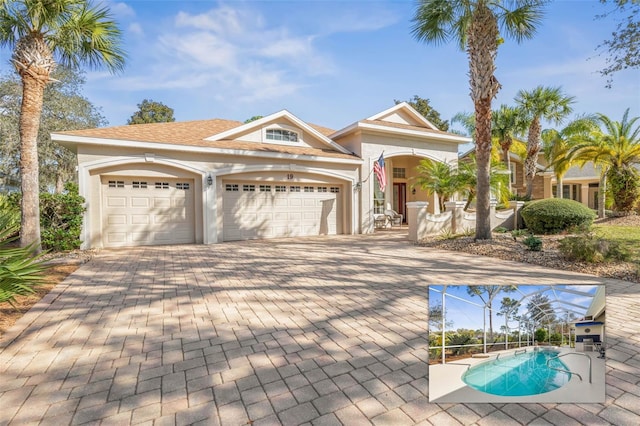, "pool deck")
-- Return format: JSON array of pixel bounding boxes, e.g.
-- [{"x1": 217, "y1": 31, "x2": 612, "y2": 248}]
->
[{"x1": 429, "y1": 347, "x2": 606, "y2": 403}]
